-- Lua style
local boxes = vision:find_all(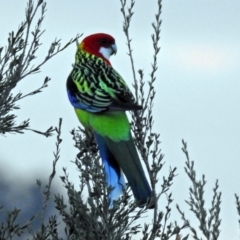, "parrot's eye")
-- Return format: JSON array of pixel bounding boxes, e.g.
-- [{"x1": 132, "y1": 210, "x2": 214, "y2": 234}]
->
[{"x1": 100, "y1": 38, "x2": 108, "y2": 44}]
